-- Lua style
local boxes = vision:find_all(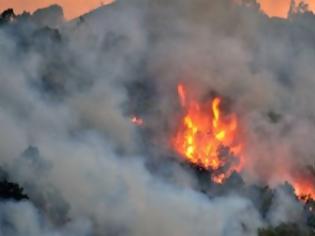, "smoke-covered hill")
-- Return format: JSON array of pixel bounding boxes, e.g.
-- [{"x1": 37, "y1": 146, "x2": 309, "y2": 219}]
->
[{"x1": 1, "y1": 1, "x2": 315, "y2": 236}]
